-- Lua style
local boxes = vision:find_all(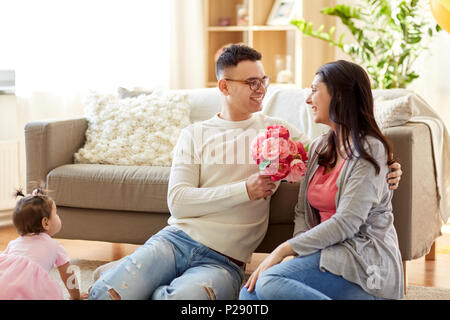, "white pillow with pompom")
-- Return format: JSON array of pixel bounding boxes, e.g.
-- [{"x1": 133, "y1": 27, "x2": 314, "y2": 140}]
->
[{"x1": 74, "y1": 90, "x2": 191, "y2": 166}]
